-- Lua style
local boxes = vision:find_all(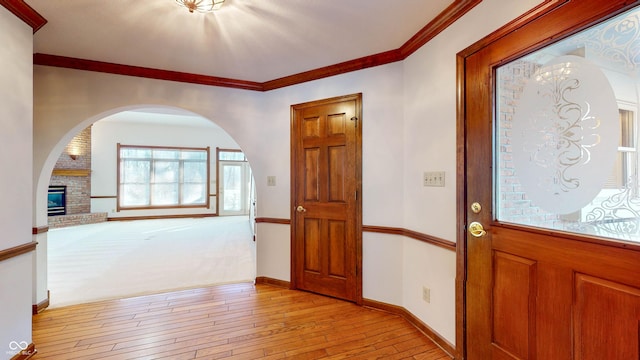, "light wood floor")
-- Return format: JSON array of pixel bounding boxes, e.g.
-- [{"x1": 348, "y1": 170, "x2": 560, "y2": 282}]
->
[{"x1": 32, "y1": 283, "x2": 451, "y2": 359}]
